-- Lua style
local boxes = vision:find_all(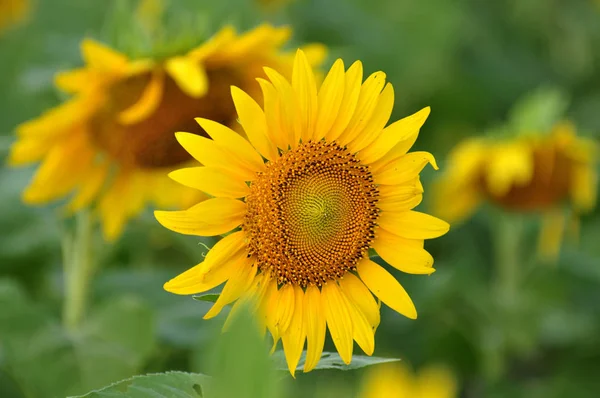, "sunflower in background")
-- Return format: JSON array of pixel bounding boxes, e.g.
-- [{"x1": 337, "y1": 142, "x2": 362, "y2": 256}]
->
[
  {"x1": 0, "y1": 0, "x2": 29, "y2": 32},
  {"x1": 157, "y1": 49, "x2": 449, "y2": 375},
  {"x1": 358, "y1": 363, "x2": 457, "y2": 398},
  {"x1": 434, "y1": 121, "x2": 597, "y2": 259},
  {"x1": 9, "y1": 22, "x2": 325, "y2": 240}
]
